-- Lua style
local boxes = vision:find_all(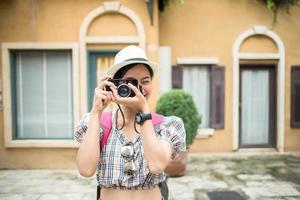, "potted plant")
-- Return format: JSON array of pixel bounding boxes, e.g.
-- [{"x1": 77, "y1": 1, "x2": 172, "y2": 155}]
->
[{"x1": 156, "y1": 89, "x2": 201, "y2": 176}]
